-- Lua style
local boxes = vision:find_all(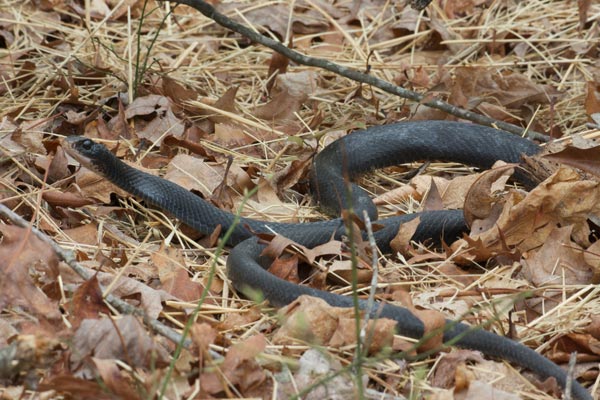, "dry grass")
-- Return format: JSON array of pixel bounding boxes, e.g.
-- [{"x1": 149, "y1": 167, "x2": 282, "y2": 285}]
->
[{"x1": 1, "y1": 0, "x2": 600, "y2": 399}]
